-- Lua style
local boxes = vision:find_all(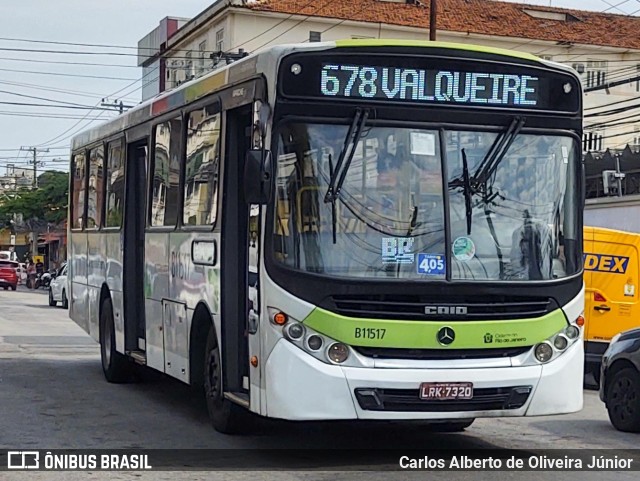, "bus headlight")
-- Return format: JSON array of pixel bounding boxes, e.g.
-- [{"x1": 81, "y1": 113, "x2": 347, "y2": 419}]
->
[
  {"x1": 284, "y1": 322, "x2": 305, "y2": 341},
  {"x1": 565, "y1": 325, "x2": 580, "y2": 340},
  {"x1": 327, "y1": 343, "x2": 349, "y2": 364},
  {"x1": 534, "y1": 342, "x2": 553, "y2": 362},
  {"x1": 553, "y1": 335, "x2": 569, "y2": 351},
  {"x1": 267, "y1": 308, "x2": 364, "y2": 367},
  {"x1": 532, "y1": 319, "x2": 582, "y2": 364}
]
